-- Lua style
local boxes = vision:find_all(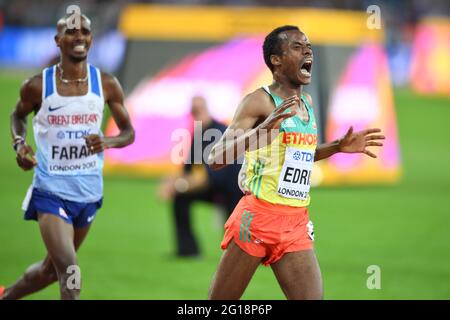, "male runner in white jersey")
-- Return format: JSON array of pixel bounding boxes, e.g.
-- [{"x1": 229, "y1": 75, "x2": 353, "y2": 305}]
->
[
  {"x1": 207, "y1": 25, "x2": 385, "y2": 299},
  {"x1": 0, "y1": 13, "x2": 134, "y2": 300}
]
